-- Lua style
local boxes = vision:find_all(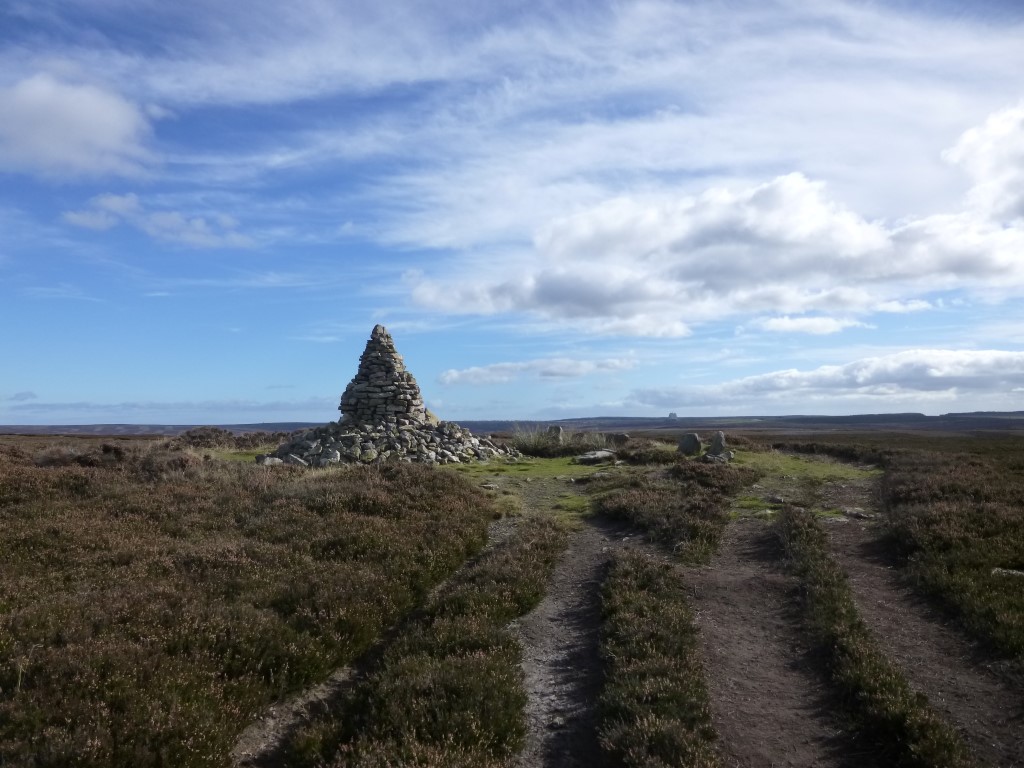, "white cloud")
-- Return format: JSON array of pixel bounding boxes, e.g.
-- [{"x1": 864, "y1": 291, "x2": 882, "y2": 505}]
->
[
  {"x1": 632, "y1": 349, "x2": 1024, "y2": 408},
  {"x1": 440, "y1": 357, "x2": 635, "y2": 385},
  {"x1": 755, "y1": 316, "x2": 867, "y2": 335},
  {"x1": 874, "y1": 300, "x2": 932, "y2": 314},
  {"x1": 944, "y1": 102, "x2": 1024, "y2": 222},
  {"x1": 63, "y1": 193, "x2": 253, "y2": 248},
  {"x1": 0, "y1": 74, "x2": 152, "y2": 176},
  {"x1": 407, "y1": 124, "x2": 1024, "y2": 336}
]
